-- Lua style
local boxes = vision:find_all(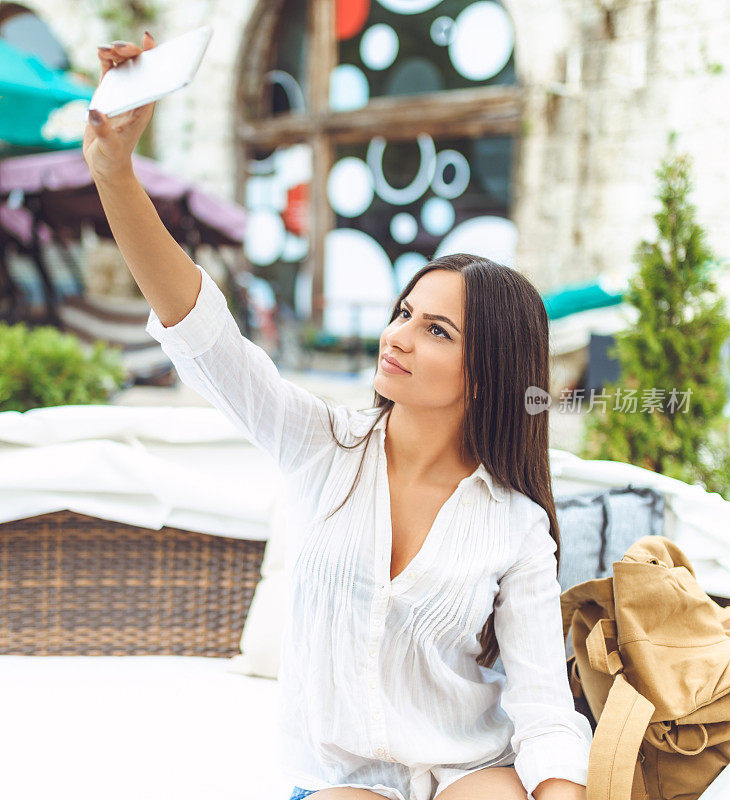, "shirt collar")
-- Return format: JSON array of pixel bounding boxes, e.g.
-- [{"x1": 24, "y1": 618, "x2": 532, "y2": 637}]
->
[{"x1": 368, "y1": 407, "x2": 507, "y2": 503}]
